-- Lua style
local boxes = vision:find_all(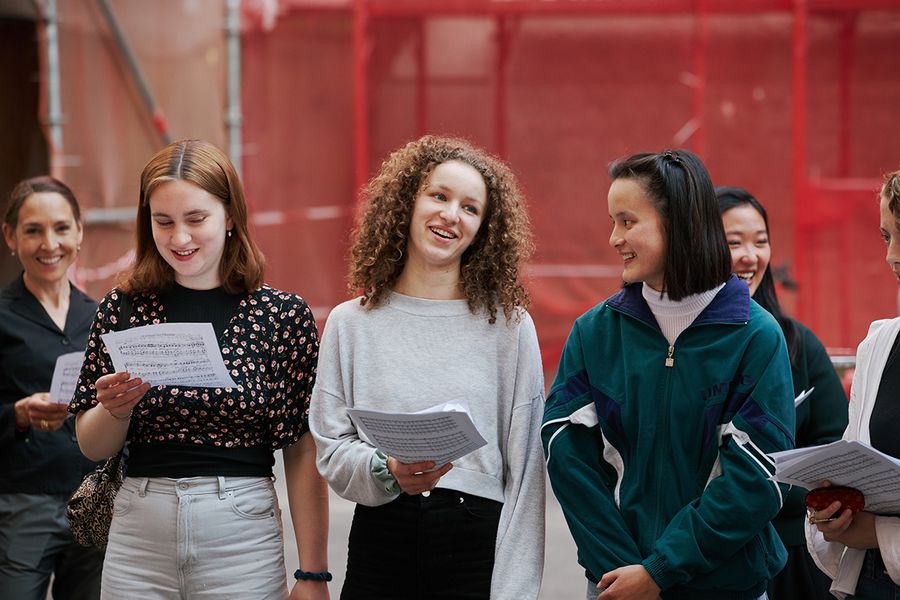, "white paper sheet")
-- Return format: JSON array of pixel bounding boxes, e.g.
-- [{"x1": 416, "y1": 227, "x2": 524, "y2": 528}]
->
[
  {"x1": 347, "y1": 400, "x2": 487, "y2": 467},
  {"x1": 101, "y1": 322, "x2": 238, "y2": 388},
  {"x1": 49, "y1": 351, "x2": 85, "y2": 404},
  {"x1": 770, "y1": 440, "x2": 900, "y2": 514}
]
